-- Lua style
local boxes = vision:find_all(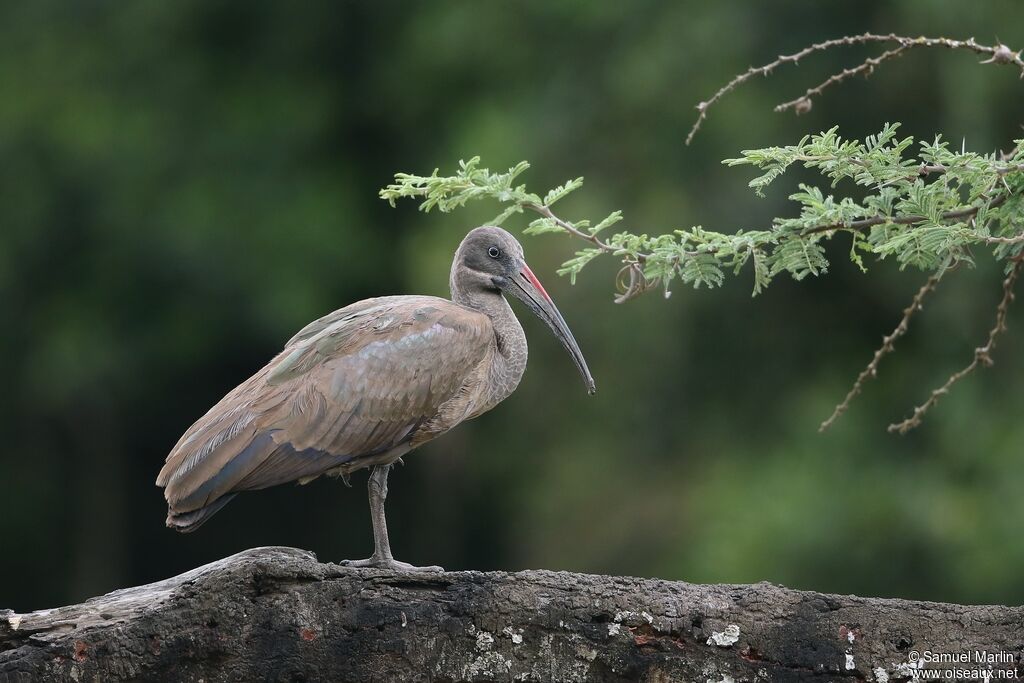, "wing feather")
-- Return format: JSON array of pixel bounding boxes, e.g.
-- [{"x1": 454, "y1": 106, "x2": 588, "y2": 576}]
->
[{"x1": 158, "y1": 296, "x2": 492, "y2": 524}]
